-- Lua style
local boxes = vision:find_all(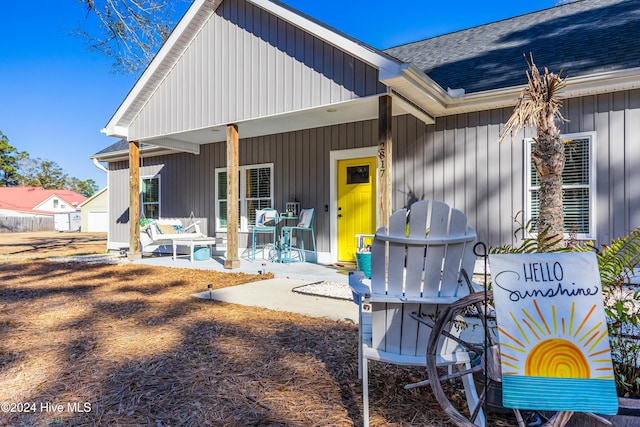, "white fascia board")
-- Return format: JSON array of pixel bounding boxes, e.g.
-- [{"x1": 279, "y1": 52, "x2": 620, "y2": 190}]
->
[
  {"x1": 249, "y1": 0, "x2": 404, "y2": 80},
  {"x1": 390, "y1": 93, "x2": 435, "y2": 125},
  {"x1": 381, "y1": 64, "x2": 453, "y2": 117},
  {"x1": 559, "y1": 67, "x2": 640, "y2": 98},
  {"x1": 103, "y1": 0, "x2": 219, "y2": 137},
  {"x1": 400, "y1": 63, "x2": 452, "y2": 105},
  {"x1": 446, "y1": 68, "x2": 640, "y2": 111},
  {"x1": 391, "y1": 64, "x2": 640, "y2": 116},
  {"x1": 92, "y1": 146, "x2": 187, "y2": 163},
  {"x1": 446, "y1": 86, "x2": 522, "y2": 112},
  {"x1": 101, "y1": 125, "x2": 129, "y2": 139}
]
